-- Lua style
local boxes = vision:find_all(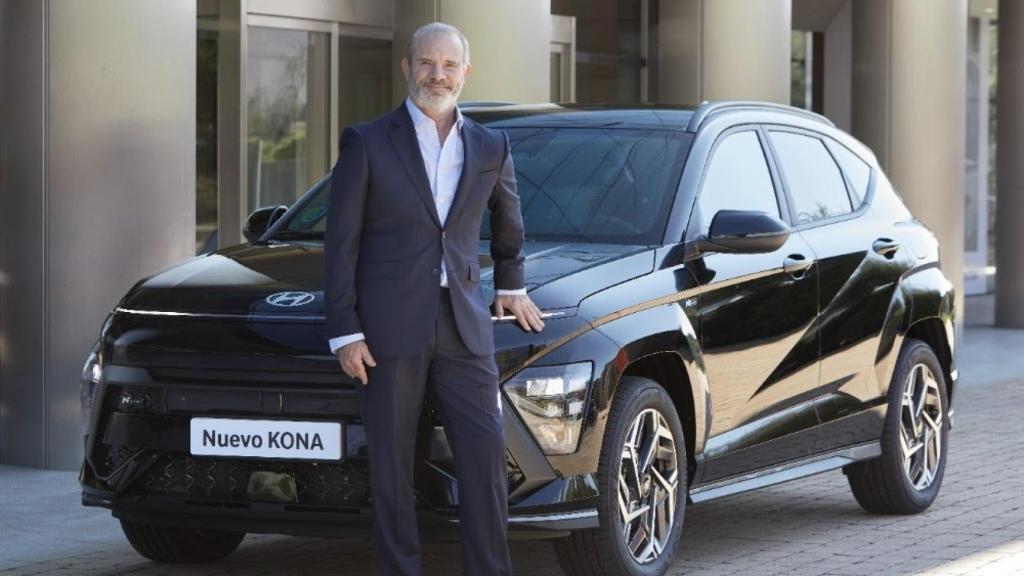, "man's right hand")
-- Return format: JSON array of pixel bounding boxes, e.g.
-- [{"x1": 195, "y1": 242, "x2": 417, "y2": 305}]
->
[{"x1": 336, "y1": 340, "x2": 377, "y2": 385}]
